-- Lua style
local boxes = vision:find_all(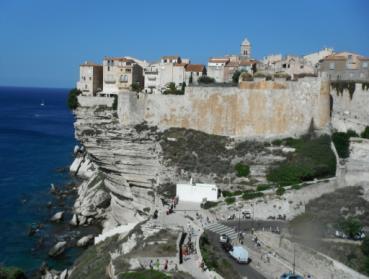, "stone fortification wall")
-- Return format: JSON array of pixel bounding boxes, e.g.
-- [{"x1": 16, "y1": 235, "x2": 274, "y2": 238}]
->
[
  {"x1": 78, "y1": 96, "x2": 114, "y2": 108},
  {"x1": 118, "y1": 78, "x2": 330, "y2": 139},
  {"x1": 331, "y1": 83, "x2": 369, "y2": 134}
]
